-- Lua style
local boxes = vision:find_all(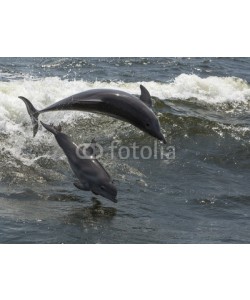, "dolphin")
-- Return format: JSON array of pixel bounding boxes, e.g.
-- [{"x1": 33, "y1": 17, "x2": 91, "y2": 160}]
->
[
  {"x1": 19, "y1": 85, "x2": 166, "y2": 143},
  {"x1": 40, "y1": 121, "x2": 117, "y2": 203}
]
